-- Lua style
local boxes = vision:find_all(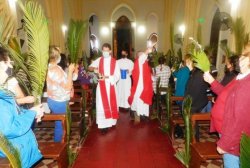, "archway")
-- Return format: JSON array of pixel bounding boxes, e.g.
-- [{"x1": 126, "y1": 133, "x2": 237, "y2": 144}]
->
[{"x1": 113, "y1": 16, "x2": 132, "y2": 59}]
